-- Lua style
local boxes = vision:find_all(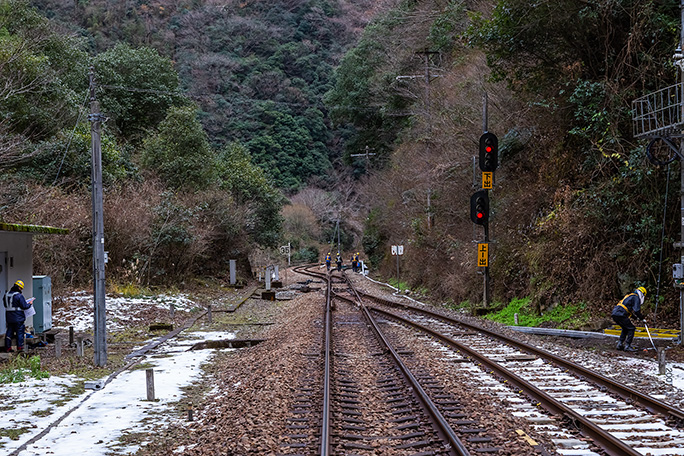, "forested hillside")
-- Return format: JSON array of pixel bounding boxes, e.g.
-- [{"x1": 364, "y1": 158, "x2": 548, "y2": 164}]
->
[
  {"x1": 0, "y1": 0, "x2": 381, "y2": 287},
  {"x1": 1, "y1": 0, "x2": 682, "y2": 327}
]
